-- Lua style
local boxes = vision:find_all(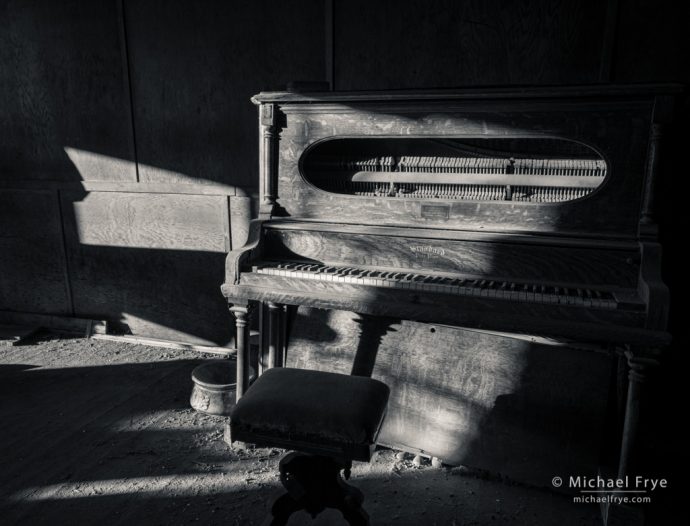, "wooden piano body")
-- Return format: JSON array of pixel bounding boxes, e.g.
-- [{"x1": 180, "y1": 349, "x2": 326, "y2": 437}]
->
[{"x1": 222, "y1": 85, "x2": 677, "y2": 485}]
